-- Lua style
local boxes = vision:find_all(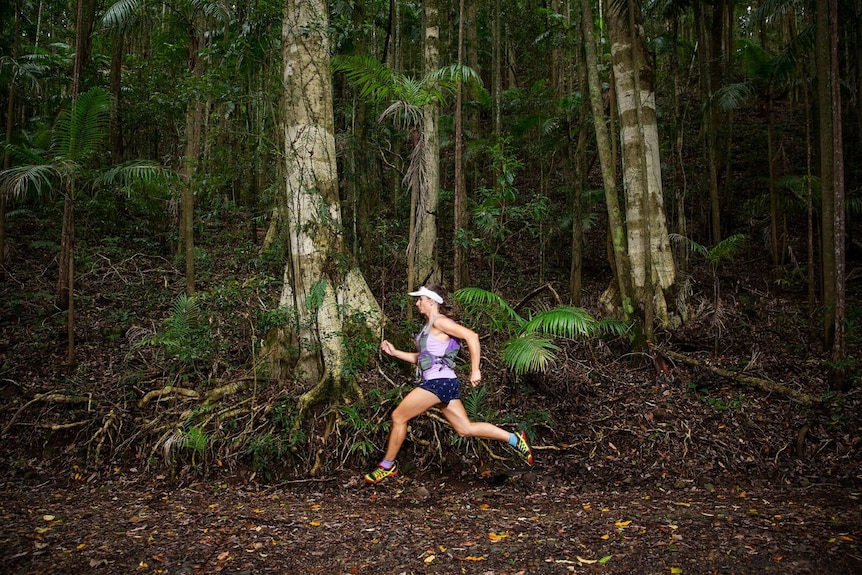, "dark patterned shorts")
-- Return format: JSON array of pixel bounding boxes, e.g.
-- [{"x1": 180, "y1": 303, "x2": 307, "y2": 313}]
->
[{"x1": 419, "y1": 378, "x2": 461, "y2": 404}]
